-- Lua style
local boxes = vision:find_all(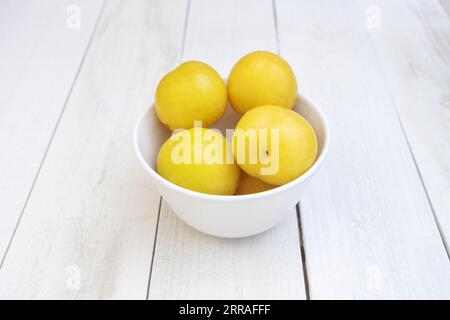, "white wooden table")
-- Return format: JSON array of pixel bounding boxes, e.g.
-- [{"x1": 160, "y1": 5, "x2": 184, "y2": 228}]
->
[{"x1": 1, "y1": 0, "x2": 449, "y2": 300}]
